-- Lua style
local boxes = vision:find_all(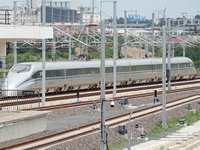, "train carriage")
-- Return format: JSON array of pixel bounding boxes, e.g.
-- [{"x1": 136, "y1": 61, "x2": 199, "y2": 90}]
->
[{"x1": 2, "y1": 57, "x2": 196, "y2": 96}]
